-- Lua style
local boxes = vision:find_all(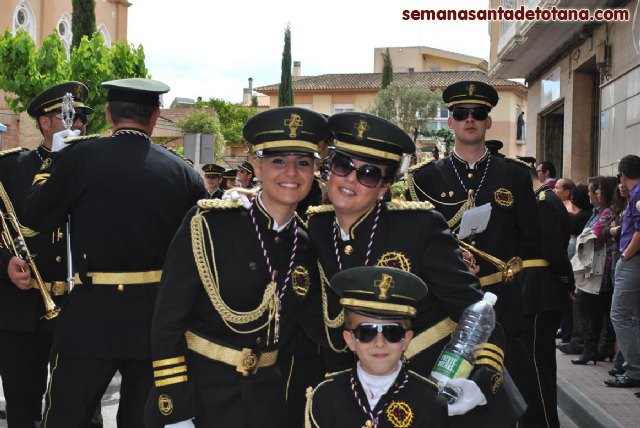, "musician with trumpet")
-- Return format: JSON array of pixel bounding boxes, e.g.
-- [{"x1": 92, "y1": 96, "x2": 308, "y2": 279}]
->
[
  {"x1": 407, "y1": 80, "x2": 549, "y2": 426},
  {"x1": 0, "y1": 82, "x2": 93, "y2": 427}
]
